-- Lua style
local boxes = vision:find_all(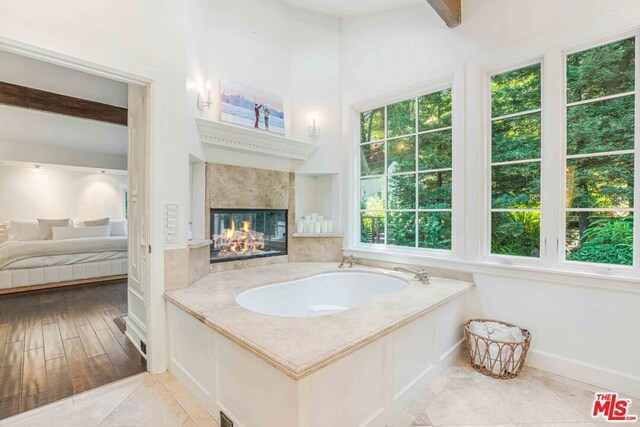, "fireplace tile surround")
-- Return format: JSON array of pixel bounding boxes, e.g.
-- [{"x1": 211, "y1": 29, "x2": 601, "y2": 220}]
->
[{"x1": 163, "y1": 163, "x2": 343, "y2": 290}]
